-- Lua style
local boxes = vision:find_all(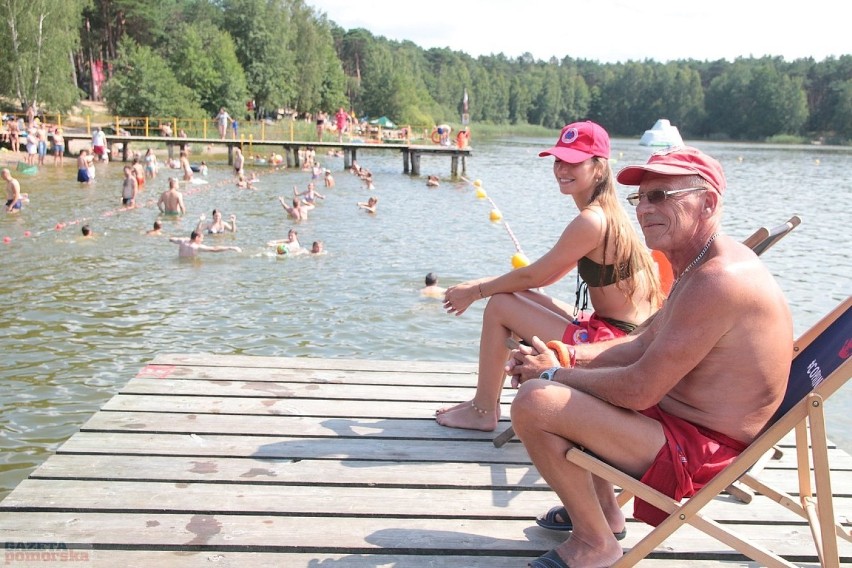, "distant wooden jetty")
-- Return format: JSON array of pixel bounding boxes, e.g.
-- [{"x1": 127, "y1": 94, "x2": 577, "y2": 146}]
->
[
  {"x1": 55, "y1": 133, "x2": 472, "y2": 177},
  {"x1": 0, "y1": 354, "x2": 849, "y2": 566}
]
